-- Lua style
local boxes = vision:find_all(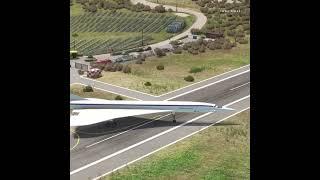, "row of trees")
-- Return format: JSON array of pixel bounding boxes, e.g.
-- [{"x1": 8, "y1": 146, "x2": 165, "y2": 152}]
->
[{"x1": 75, "y1": 0, "x2": 168, "y2": 13}]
